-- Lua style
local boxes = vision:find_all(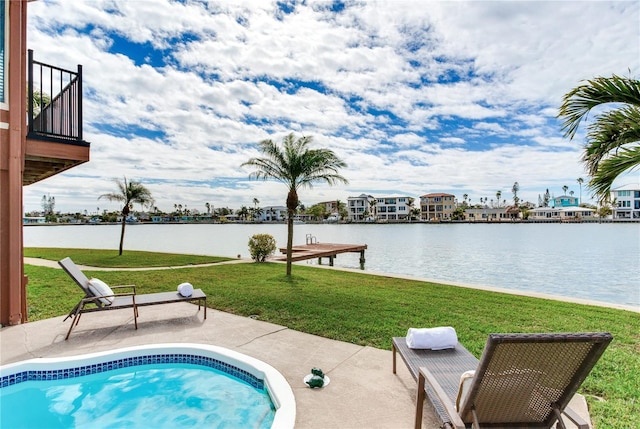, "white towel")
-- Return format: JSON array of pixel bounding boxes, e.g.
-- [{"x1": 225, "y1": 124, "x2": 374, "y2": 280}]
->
[
  {"x1": 177, "y1": 282, "x2": 194, "y2": 297},
  {"x1": 406, "y1": 327, "x2": 458, "y2": 350}
]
